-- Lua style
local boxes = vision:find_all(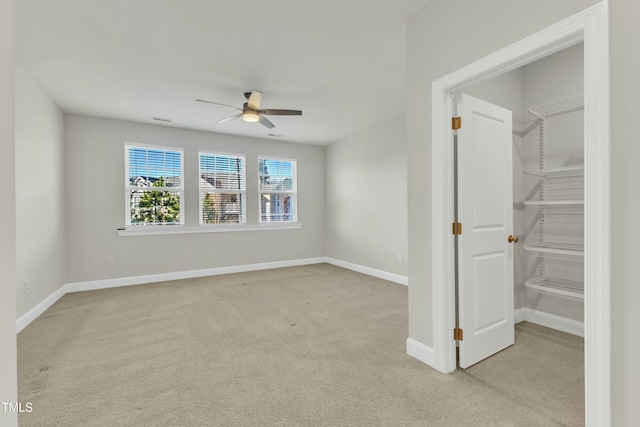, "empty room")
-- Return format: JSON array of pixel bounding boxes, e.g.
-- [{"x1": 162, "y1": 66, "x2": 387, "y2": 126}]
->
[{"x1": 1, "y1": 1, "x2": 638, "y2": 426}]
